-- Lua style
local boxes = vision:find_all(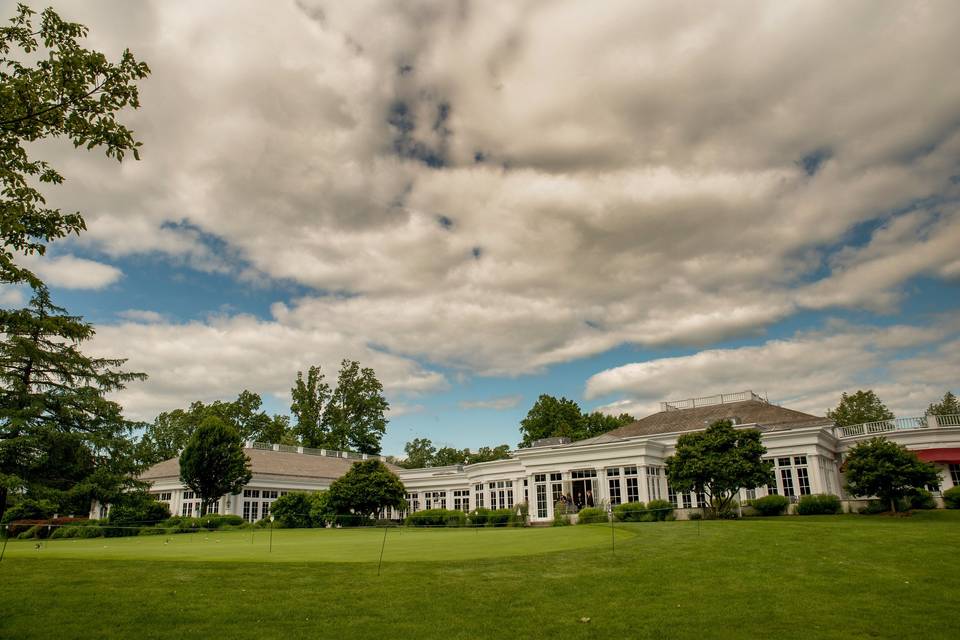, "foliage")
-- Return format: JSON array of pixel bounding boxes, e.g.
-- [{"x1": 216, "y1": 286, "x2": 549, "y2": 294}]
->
[
  {"x1": 326, "y1": 459, "x2": 406, "y2": 520},
  {"x1": 138, "y1": 390, "x2": 293, "y2": 465},
  {"x1": 0, "y1": 289, "x2": 146, "y2": 521},
  {"x1": 322, "y1": 360, "x2": 389, "y2": 455},
  {"x1": 290, "y1": 365, "x2": 332, "y2": 448},
  {"x1": 486, "y1": 508, "x2": 516, "y2": 527},
  {"x1": 0, "y1": 4, "x2": 150, "y2": 289},
  {"x1": 552, "y1": 501, "x2": 571, "y2": 526},
  {"x1": 942, "y1": 486, "x2": 960, "y2": 509},
  {"x1": 178, "y1": 417, "x2": 252, "y2": 516},
  {"x1": 751, "y1": 494, "x2": 790, "y2": 516},
  {"x1": 858, "y1": 500, "x2": 891, "y2": 515},
  {"x1": 467, "y1": 508, "x2": 490, "y2": 526},
  {"x1": 576, "y1": 506, "x2": 608, "y2": 524},
  {"x1": 665, "y1": 420, "x2": 773, "y2": 516},
  {"x1": 909, "y1": 488, "x2": 936, "y2": 510},
  {"x1": 796, "y1": 494, "x2": 842, "y2": 515},
  {"x1": 466, "y1": 445, "x2": 512, "y2": 464},
  {"x1": 518, "y1": 394, "x2": 634, "y2": 447},
  {"x1": 613, "y1": 501, "x2": 646, "y2": 522},
  {"x1": 399, "y1": 438, "x2": 512, "y2": 469},
  {"x1": 270, "y1": 491, "x2": 330, "y2": 528},
  {"x1": 843, "y1": 437, "x2": 940, "y2": 513},
  {"x1": 826, "y1": 390, "x2": 895, "y2": 427},
  {"x1": 404, "y1": 509, "x2": 467, "y2": 527},
  {"x1": 927, "y1": 391, "x2": 960, "y2": 417},
  {"x1": 0, "y1": 497, "x2": 55, "y2": 523},
  {"x1": 645, "y1": 499, "x2": 674, "y2": 521},
  {"x1": 107, "y1": 491, "x2": 170, "y2": 526}
]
